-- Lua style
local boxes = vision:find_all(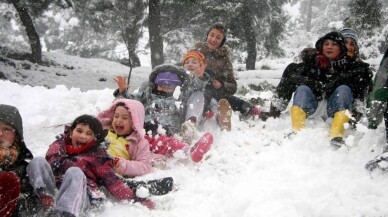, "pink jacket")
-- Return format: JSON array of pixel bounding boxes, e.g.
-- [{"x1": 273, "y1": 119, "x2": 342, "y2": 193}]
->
[{"x1": 97, "y1": 99, "x2": 153, "y2": 177}]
